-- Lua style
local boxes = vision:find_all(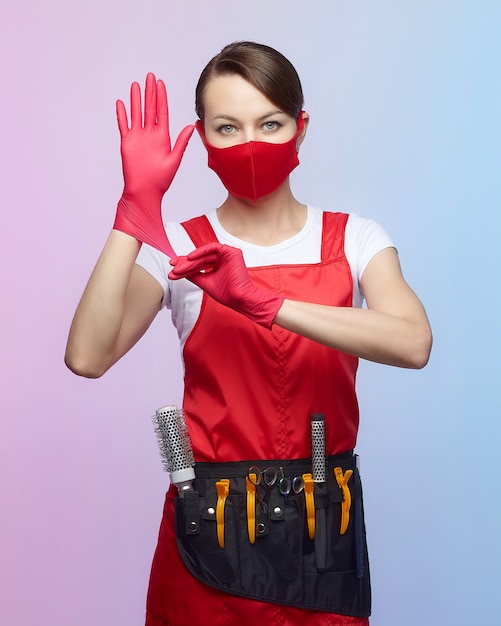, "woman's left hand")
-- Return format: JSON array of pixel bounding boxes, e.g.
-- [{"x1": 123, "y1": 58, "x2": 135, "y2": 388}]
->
[{"x1": 169, "y1": 243, "x2": 284, "y2": 329}]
